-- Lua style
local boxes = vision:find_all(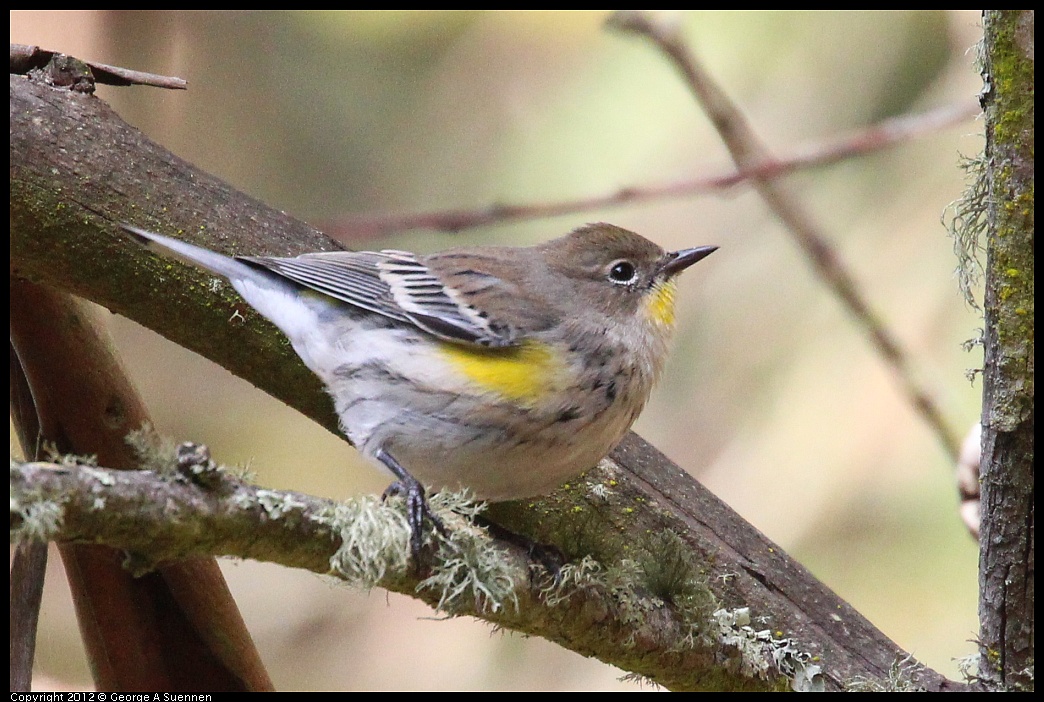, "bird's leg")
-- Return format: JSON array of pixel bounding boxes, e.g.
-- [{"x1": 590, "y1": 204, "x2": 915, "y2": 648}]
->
[{"x1": 375, "y1": 447, "x2": 448, "y2": 562}]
